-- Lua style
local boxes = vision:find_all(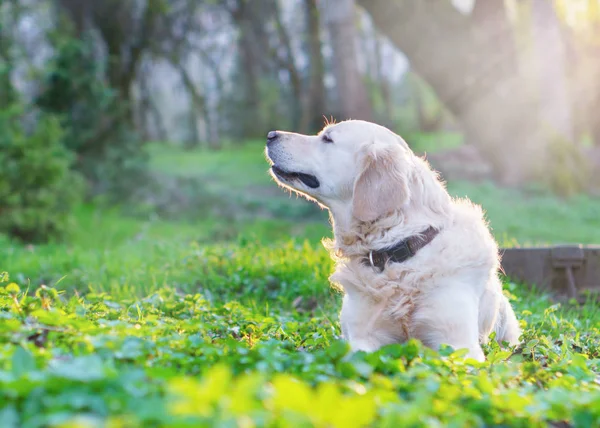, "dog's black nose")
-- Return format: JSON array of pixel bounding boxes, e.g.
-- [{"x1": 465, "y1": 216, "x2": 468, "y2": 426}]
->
[{"x1": 267, "y1": 131, "x2": 279, "y2": 145}]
